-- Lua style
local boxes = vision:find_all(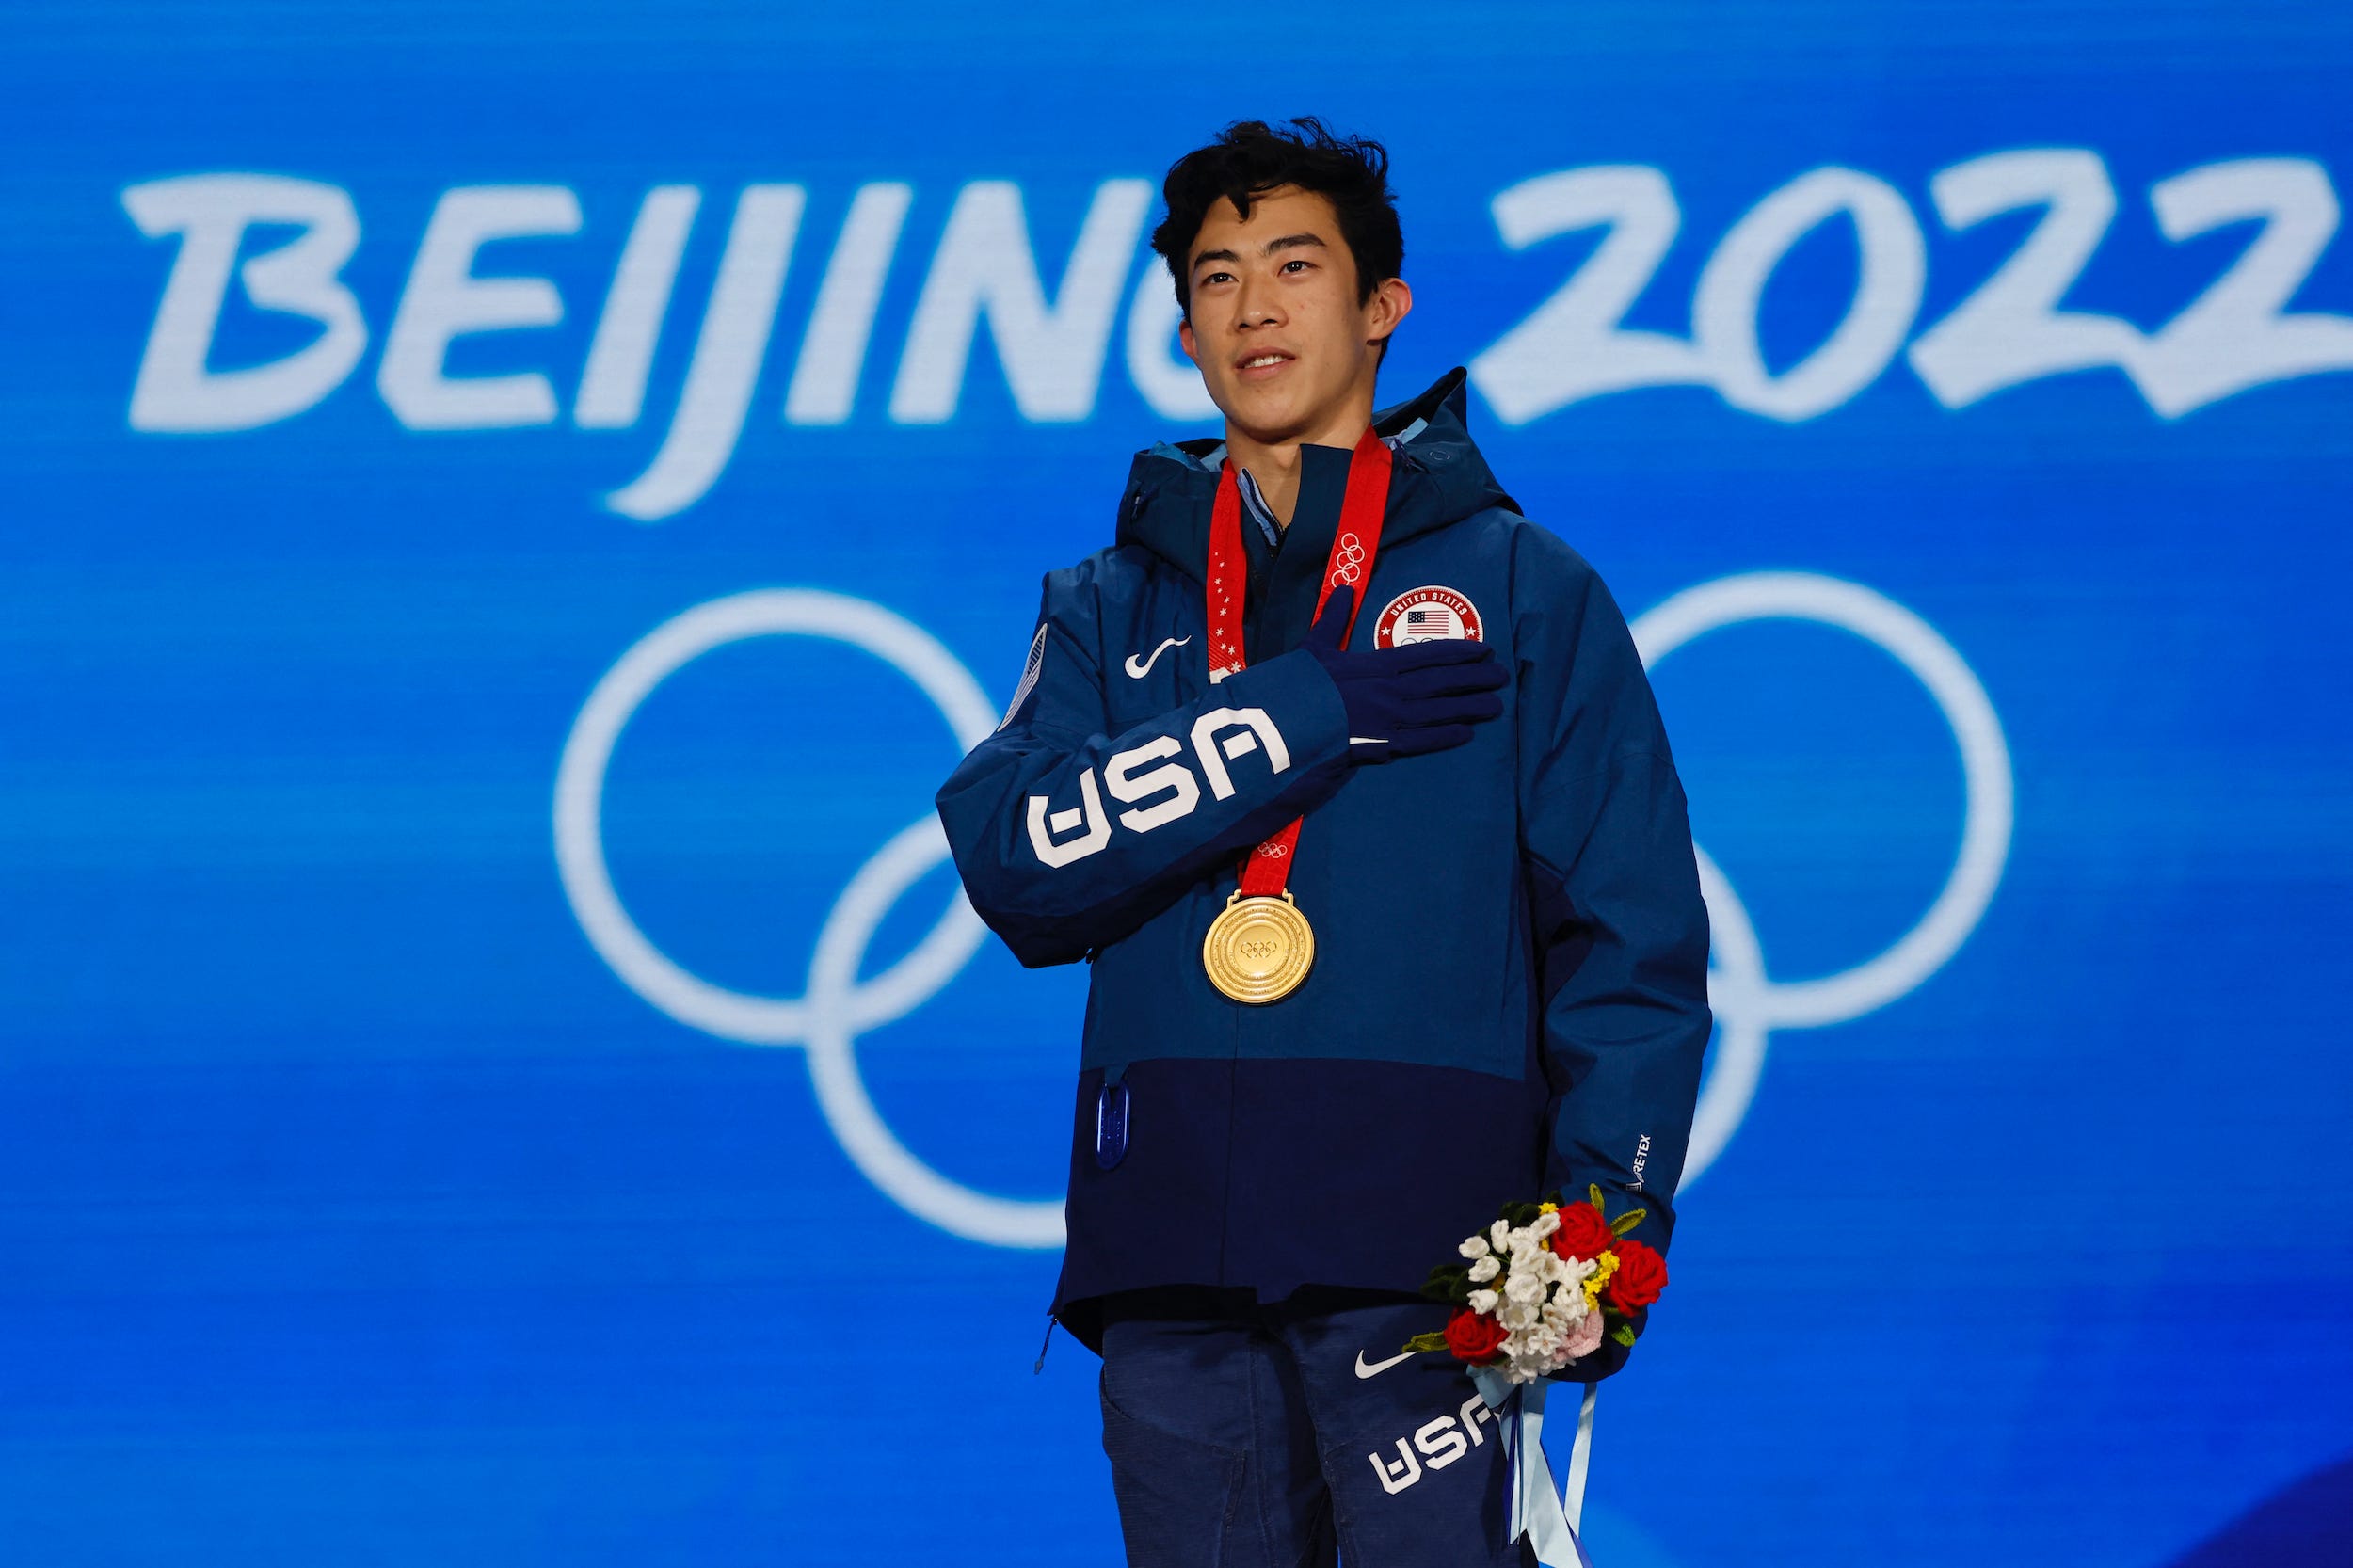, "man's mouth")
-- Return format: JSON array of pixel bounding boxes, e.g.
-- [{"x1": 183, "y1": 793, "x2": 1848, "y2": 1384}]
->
[{"x1": 1236, "y1": 350, "x2": 1294, "y2": 379}]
